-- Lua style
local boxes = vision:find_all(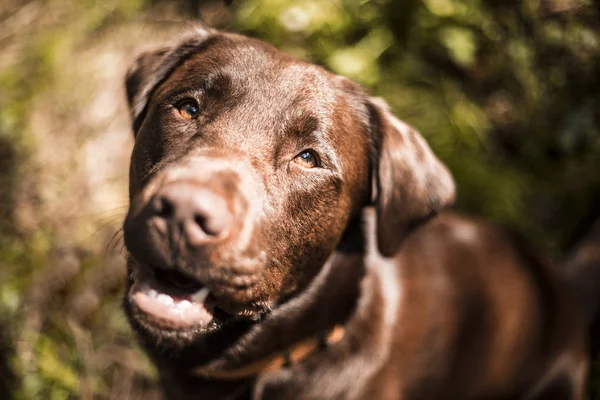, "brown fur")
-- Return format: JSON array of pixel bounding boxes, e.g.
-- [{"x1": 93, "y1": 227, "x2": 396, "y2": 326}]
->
[{"x1": 122, "y1": 29, "x2": 588, "y2": 399}]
